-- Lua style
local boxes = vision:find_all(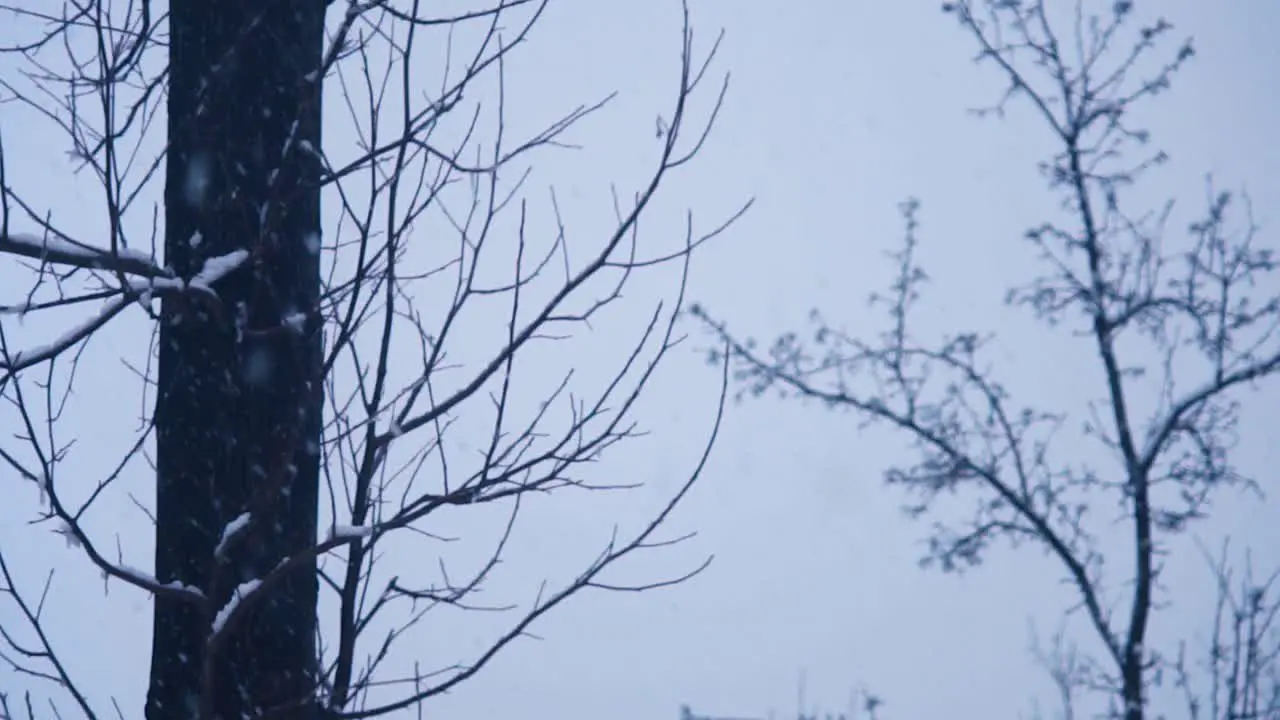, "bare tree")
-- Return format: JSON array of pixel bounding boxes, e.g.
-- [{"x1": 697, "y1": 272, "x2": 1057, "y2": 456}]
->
[
  {"x1": 694, "y1": 2, "x2": 1277, "y2": 719},
  {"x1": 0, "y1": 0, "x2": 747, "y2": 717}
]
